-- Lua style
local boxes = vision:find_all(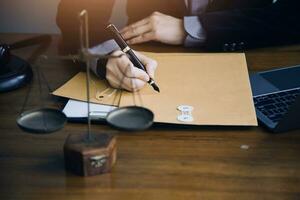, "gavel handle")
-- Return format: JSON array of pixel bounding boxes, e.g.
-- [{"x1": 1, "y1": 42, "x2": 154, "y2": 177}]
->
[{"x1": 9, "y1": 35, "x2": 52, "y2": 50}]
